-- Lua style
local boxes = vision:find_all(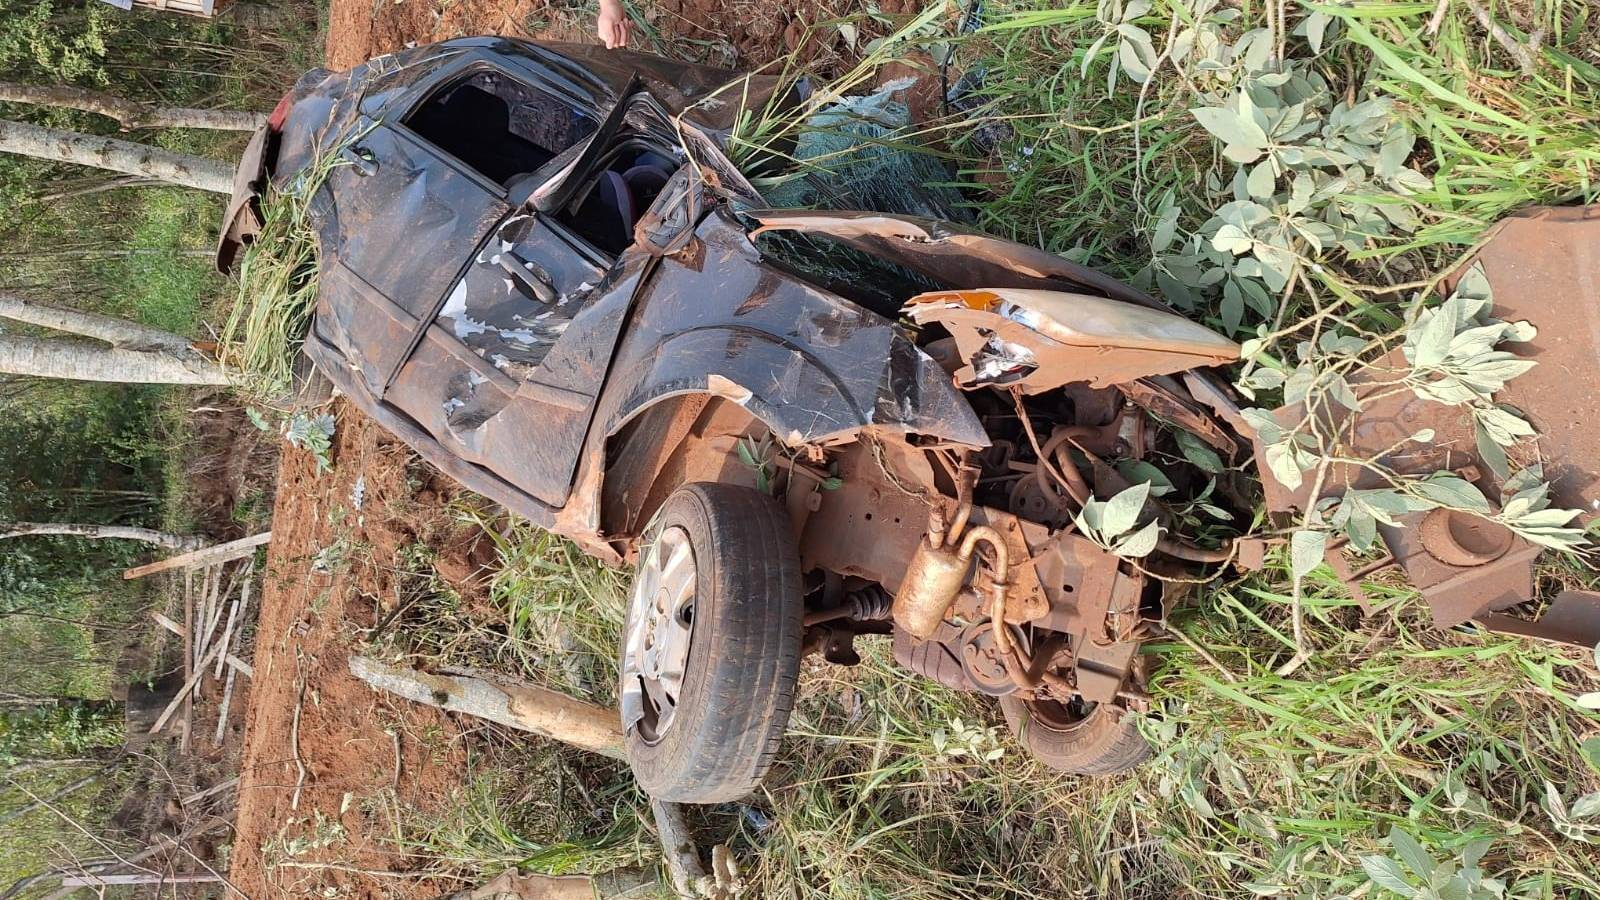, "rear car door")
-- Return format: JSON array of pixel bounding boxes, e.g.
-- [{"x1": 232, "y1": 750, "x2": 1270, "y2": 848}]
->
[
  {"x1": 321, "y1": 57, "x2": 603, "y2": 397},
  {"x1": 384, "y1": 85, "x2": 654, "y2": 507},
  {"x1": 317, "y1": 118, "x2": 511, "y2": 397}
]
